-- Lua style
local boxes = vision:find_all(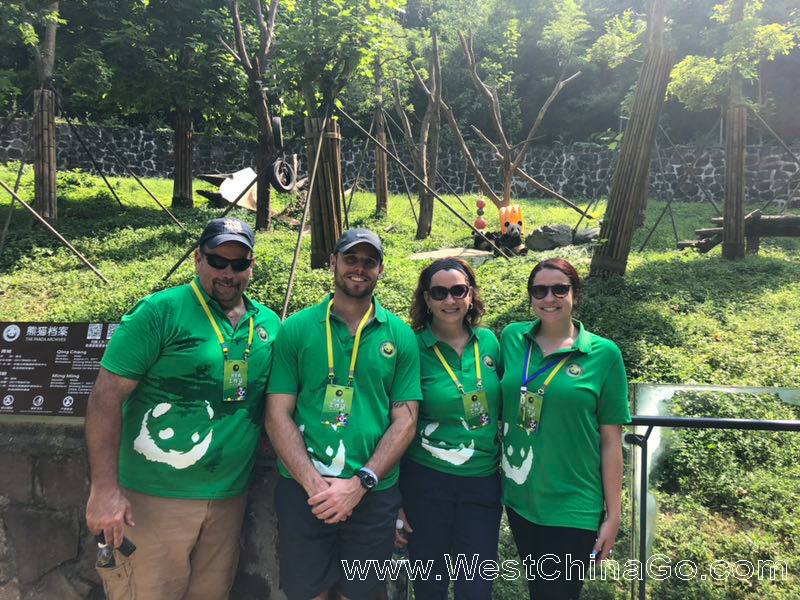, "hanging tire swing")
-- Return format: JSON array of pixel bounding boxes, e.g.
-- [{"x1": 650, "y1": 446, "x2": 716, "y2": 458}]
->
[{"x1": 270, "y1": 158, "x2": 297, "y2": 192}]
